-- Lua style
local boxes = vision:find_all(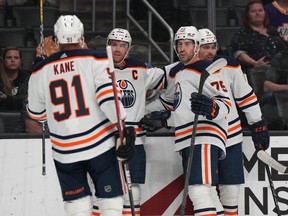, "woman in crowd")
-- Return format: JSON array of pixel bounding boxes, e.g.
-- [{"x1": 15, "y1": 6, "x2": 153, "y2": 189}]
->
[
  {"x1": 231, "y1": 0, "x2": 286, "y2": 69},
  {"x1": 0, "y1": 47, "x2": 30, "y2": 111},
  {"x1": 231, "y1": 0, "x2": 288, "y2": 129}
]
